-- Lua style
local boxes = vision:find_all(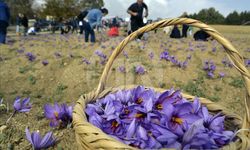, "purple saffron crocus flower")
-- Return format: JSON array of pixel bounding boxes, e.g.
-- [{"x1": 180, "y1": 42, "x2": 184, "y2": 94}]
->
[
  {"x1": 135, "y1": 65, "x2": 145, "y2": 75},
  {"x1": 207, "y1": 71, "x2": 214, "y2": 78},
  {"x1": 82, "y1": 57, "x2": 91, "y2": 65},
  {"x1": 149, "y1": 52, "x2": 154, "y2": 60},
  {"x1": 245, "y1": 59, "x2": 250, "y2": 67},
  {"x1": 25, "y1": 127, "x2": 56, "y2": 150},
  {"x1": 13, "y1": 97, "x2": 32, "y2": 112},
  {"x1": 123, "y1": 51, "x2": 129, "y2": 58},
  {"x1": 59, "y1": 104, "x2": 73, "y2": 126},
  {"x1": 95, "y1": 50, "x2": 107, "y2": 59},
  {"x1": 160, "y1": 51, "x2": 170, "y2": 61},
  {"x1": 219, "y1": 72, "x2": 225, "y2": 78},
  {"x1": 42, "y1": 60, "x2": 49, "y2": 66},
  {"x1": 212, "y1": 47, "x2": 217, "y2": 52},
  {"x1": 44, "y1": 103, "x2": 62, "y2": 127},
  {"x1": 118, "y1": 66, "x2": 126, "y2": 73},
  {"x1": 44, "y1": 103, "x2": 73, "y2": 127},
  {"x1": 25, "y1": 52, "x2": 36, "y2": 61}
]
